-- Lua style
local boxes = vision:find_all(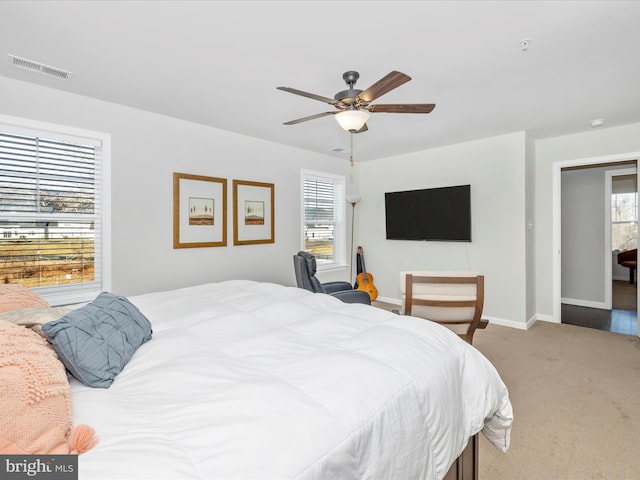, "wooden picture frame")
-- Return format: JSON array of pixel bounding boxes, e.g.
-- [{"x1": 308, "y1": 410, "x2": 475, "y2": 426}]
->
[
  {"x1": 233, "y1": 179, "x2": 274, "y2": 246},
  {"x1": 173, "y1": 172, "x2": 227, "y2": 248}
]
